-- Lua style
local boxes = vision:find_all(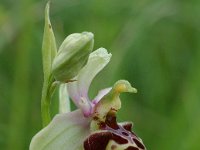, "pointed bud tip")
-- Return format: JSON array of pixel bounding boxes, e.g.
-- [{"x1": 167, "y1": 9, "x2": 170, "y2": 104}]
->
[{"x1": 82, "y1": 32, "x2": 94, "y2": 39}]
